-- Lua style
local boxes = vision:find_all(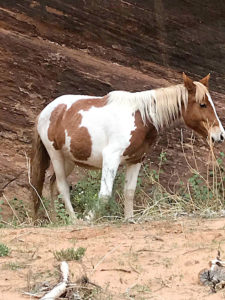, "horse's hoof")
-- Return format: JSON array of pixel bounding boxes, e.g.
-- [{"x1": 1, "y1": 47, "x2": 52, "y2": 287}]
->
[
  {"x1": 124, "y1": 217, "x2": 136, "y2": 224},
  {"x1": 68, "y1": 214, "x2": 77, "y2": 224},
  {"x1": 70, "y1": 216, "x2": 87, "y2": 226},
  {"x1": 85, "y1": 210, "x2": 95, "y2": 222},
  {"x1": 76, "y1": 219, "x2": 88, "y2": 226}
]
